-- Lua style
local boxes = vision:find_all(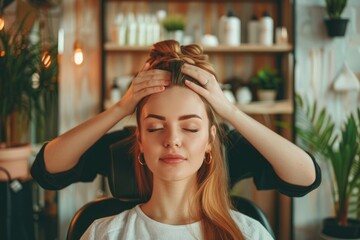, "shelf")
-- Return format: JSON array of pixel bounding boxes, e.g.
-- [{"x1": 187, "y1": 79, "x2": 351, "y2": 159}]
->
[
  {"x1": 106, "y1": 99, "x2": 293, "y2": 115},
  {"x1": 104, "y1": 42, "x2": 293, "y2": 54},
  {"x1": 235, "y1": 99, "x2": 293, "y2": 114}
]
